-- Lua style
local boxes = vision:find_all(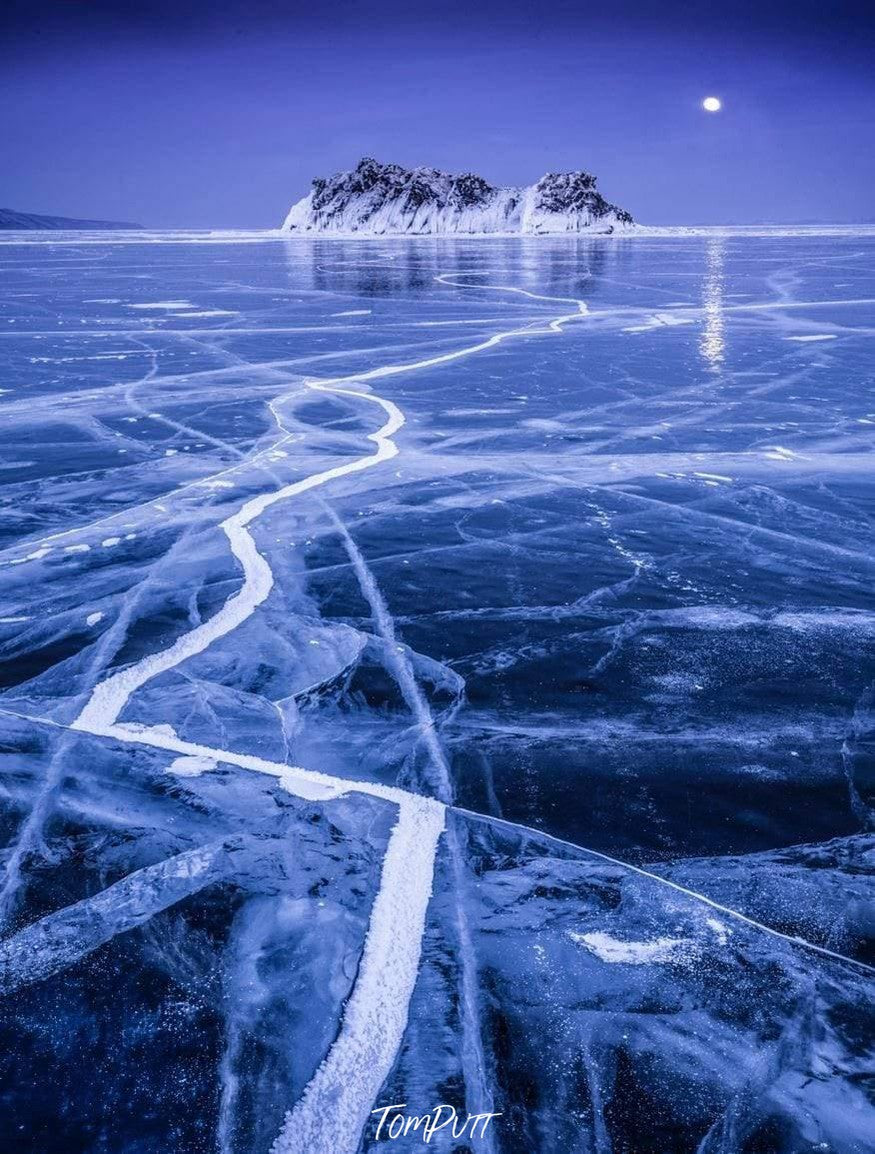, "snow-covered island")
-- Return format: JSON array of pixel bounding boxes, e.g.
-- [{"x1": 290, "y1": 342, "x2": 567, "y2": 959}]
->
[{"x1": 281, "y1": 157, "x2": 634, "y2": 235}]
